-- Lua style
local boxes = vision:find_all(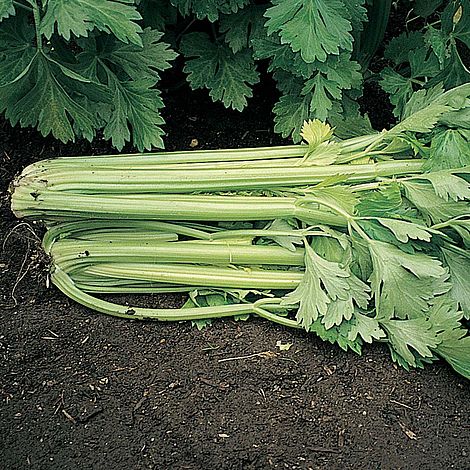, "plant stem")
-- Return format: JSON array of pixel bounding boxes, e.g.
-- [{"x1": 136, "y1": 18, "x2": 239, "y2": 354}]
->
[{"x1": 31, "y1": 0, "x2": 42, "y2": 52}]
